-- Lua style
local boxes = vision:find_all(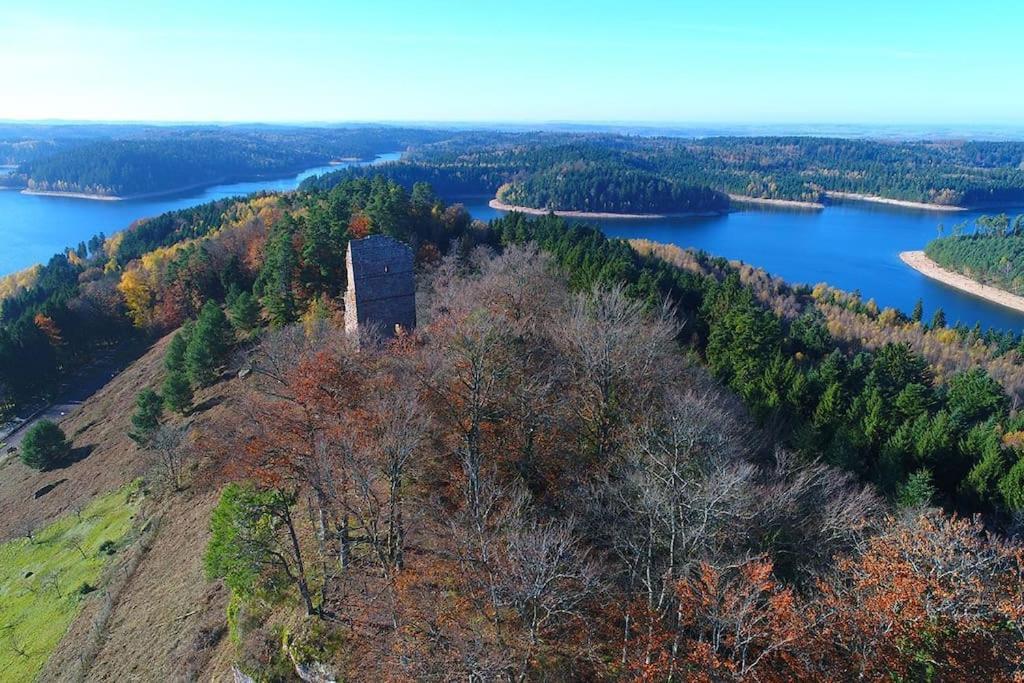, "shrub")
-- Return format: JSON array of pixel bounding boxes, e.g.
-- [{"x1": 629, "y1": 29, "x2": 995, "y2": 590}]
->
[{"x1": 19, "y1": 420, "x2": 70, "y2": 470}]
